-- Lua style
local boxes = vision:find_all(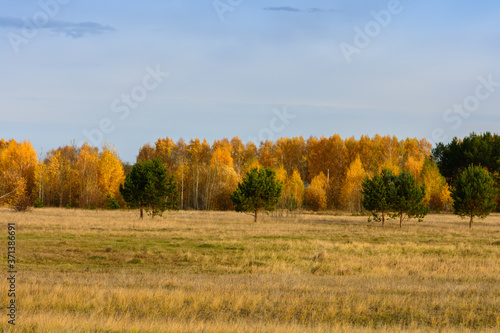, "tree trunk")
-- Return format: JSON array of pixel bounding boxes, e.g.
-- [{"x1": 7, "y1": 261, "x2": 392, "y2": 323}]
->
[
  {"x1": 254, "y1": 210, "x2": 258, "y2": 223},
  {"x1": 181, "y1": 163, "x2": 184, "y2": 210},
  {"x1": 195, "y1": 163, "x2": 199, "y2": 210},
  {"x1": 382, "y1": 212, "x2": 385, "y2": 227},
  {"x1": 140, "y1": 206, "x2": 144, "y2": 219},
  {"x1": 470, "y1": 214, "x2": 474, "y2": 229},
  {"x1": 400, "y1": 211, "x2": 403, "y2": 228}
]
